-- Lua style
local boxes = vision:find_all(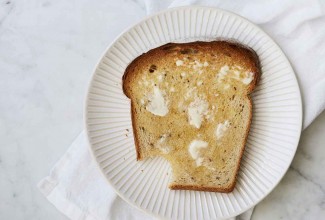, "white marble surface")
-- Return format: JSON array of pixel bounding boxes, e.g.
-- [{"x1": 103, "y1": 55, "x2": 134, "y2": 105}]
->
[{"x1": 0, "y1": 0, "x2": 324, "y2": 219}]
